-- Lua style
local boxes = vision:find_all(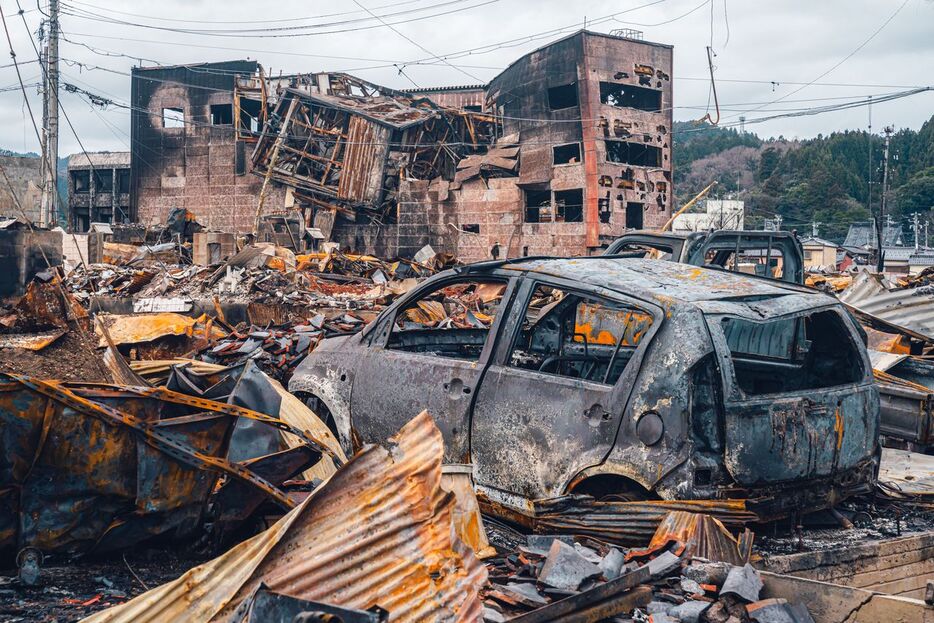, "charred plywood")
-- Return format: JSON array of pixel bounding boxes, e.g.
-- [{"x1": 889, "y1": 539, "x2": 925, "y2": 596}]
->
[{"x1": 338, "y1": 115, "x2": 391, "y2": 205}]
